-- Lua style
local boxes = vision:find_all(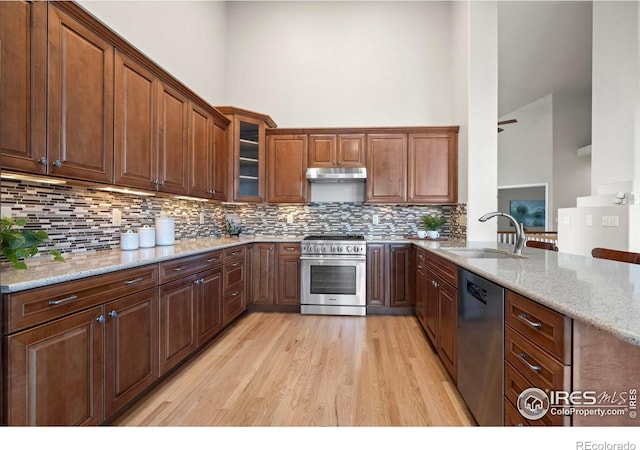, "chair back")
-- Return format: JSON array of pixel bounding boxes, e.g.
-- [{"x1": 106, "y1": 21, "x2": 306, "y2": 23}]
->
[
  {"x1": 526, "y1": 240, "x2": 558, "y2": 251},
  {"x1": 591, "y1": 248, "x2": 640, "y2": 265}
]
